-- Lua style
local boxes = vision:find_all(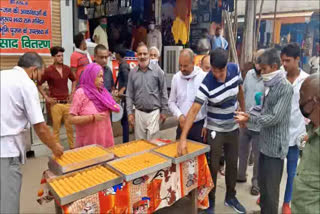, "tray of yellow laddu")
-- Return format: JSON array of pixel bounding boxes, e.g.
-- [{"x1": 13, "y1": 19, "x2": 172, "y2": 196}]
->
[
  {"x1": 107, "y1": 151, "x2": 171, "y2": 181},
  {"x1": 48, "y1": 164, "x2": 123, "y2": 205},
  {"x1": 105, "y1": 139, "x2": 157, "y2": 158},
  {"x1": 48, "y1": 144, "x2": 114, "y2": 175},
  {"x1": 153, "y1": 141, "x2": 210, "y2": 164}
]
